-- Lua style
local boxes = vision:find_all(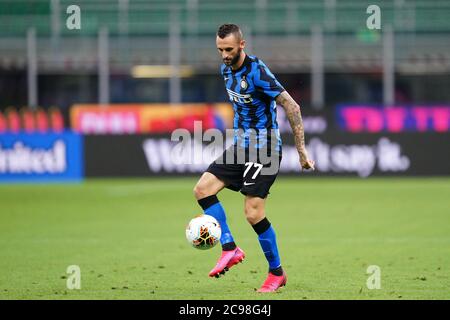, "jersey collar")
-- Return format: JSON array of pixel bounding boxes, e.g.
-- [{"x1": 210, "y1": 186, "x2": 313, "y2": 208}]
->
[{"x1": 231, "y1": 54, "x2": 251, "y2": 73}]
